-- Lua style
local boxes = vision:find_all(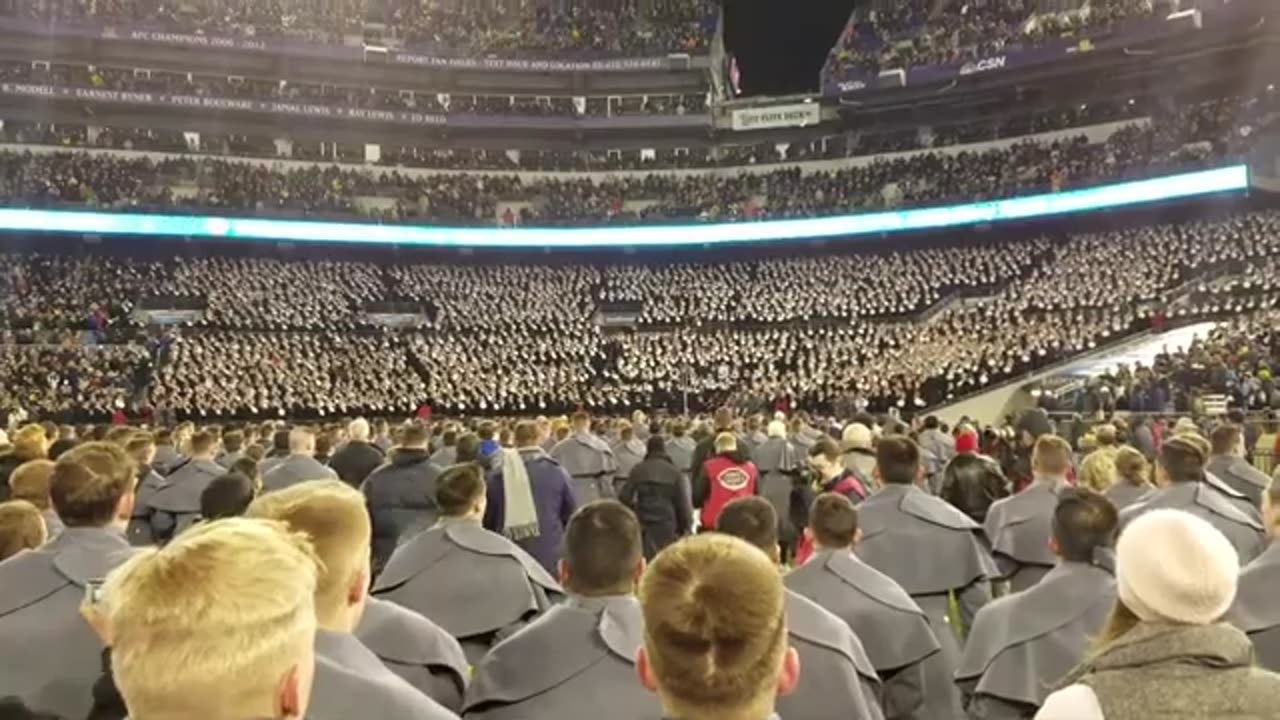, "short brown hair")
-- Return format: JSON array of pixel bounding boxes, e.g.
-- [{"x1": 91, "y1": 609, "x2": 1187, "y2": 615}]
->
[
  {"x1": 514, "y1": 421, "x2": 540, "y2": 447},
  {"x1": 188, "y1": 431, "x2": 218, "y2": 456},
  {"x1": 563, "y1": 500, "x2": 642, "y2": 596},
  {"x1": 716, "y1": 497, "x2": 778, "y2": 553},
  {"x1": 809, "y1": 493, "x2": 859, "y2": 549},
  {"x1": 400, "y1": 422, "x2": 430, "y2": 448},
  {"x1": 51, "y1": 442, "x2": 137, "y2": 527},
  {"x1": 1051, "y1": 488, "x2": 1118, "y2": 563},
  {"x1": 1159, "y1": 435, "x2": 1207, "y2": 484},
  {"x1": 1210, "y1": 423, "x2": 1242, "y2": 456},
  {"x1": 809, "y1": 437, "x2": 841, "y2": 462},
  {"x1": 876, "y1": 436, "x2": 920, "y2": 485},
  {"x1": 8, "y1": 459, "x2": 56, "y2": 510},
  {"x1": 640, "y1": 534, "x2": 787, "y2": 718},
  {"x1": 437, "y1": 463, "x2": 486, "y2": 516},
  {"x1": 1032, "y1": 435, "x2": 1073, "y2": 476},
  {"x1": 0, "y1": 499, "x2": 46, "y2": 561}
]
